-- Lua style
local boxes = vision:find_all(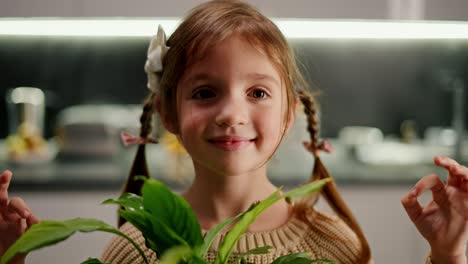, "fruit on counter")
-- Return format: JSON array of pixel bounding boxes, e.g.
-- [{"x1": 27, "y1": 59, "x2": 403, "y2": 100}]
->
[{"x1": 5, "y1": 122, "x2": 47, "y2": 160}]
